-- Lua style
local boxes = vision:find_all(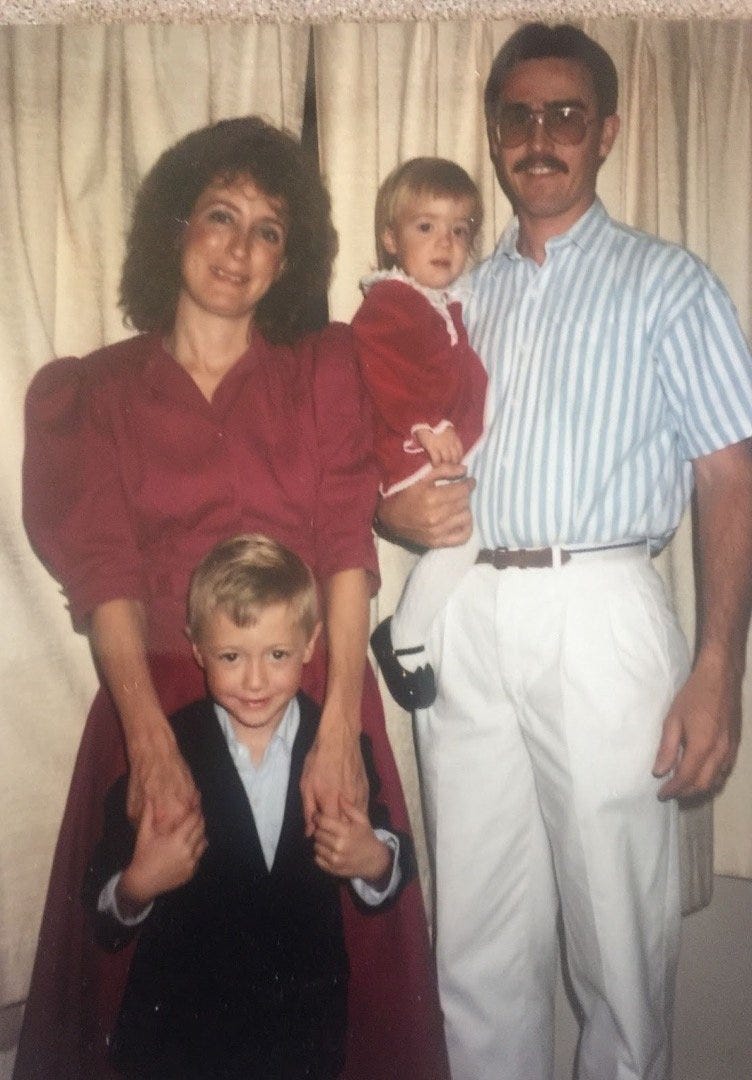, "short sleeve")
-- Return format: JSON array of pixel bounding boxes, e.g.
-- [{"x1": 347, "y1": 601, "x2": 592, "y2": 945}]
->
[
  {"x1": 22, "y1": 354, "x2": 146, "y2": 627},
  {"x1": 654, "y1": 257, "x2": 752, "y2": 460},
  {"x1": 308, "y1": 323, "x2": 380, "y2": 590}
]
